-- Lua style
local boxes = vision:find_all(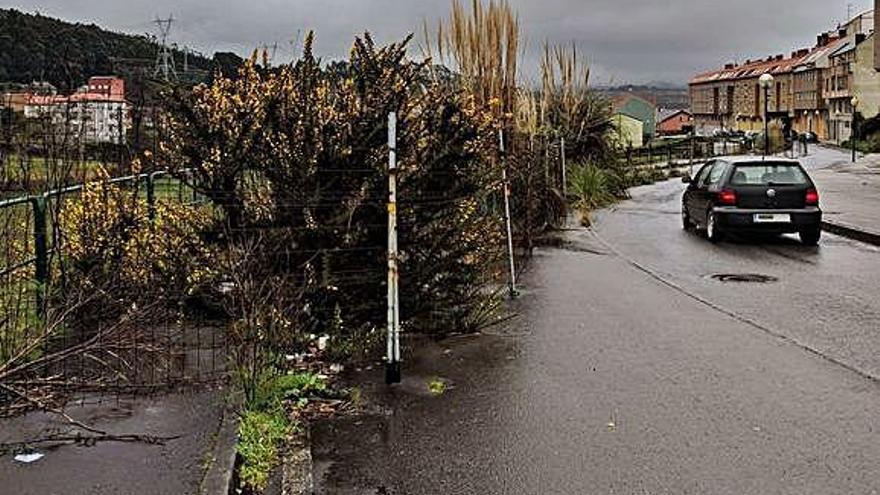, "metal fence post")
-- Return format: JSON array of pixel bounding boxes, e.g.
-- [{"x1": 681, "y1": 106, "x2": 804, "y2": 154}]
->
[
  {"x1": 147, "y1": 173, "x2": 157, "y2": 221},
  {"x1": 499, "y1": 129, "x2": 518, "y2": 299},
  {"x1": 689, "y1": 132, "x2": 695, "y2": 167},
  {"x1": 31, "y1": 196, "x2": 49, "y2": 313},
  {"x1": 386, "y1": 112, "x2": 401, "y2": 385}
]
